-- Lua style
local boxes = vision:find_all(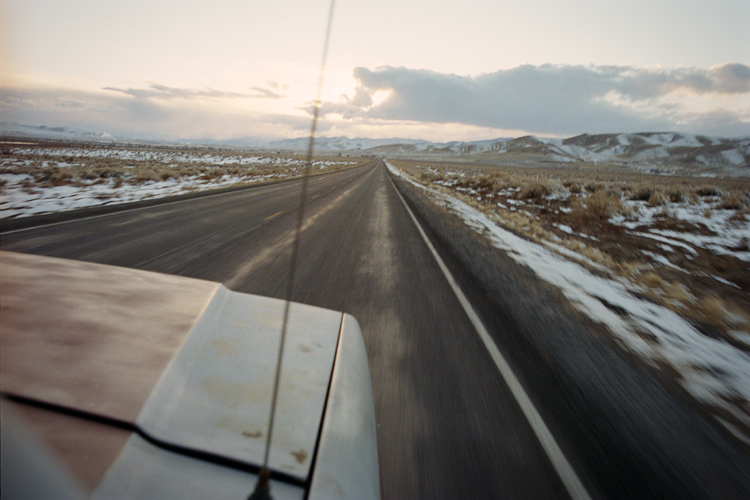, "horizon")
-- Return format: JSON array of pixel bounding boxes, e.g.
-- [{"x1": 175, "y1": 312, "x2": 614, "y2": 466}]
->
[
  {"x1": 2, "y1": 121, "x2": 750, "y2": 147},
  {"x1": 1, "y1": 1, "x2": 749, "y2": 142}
]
